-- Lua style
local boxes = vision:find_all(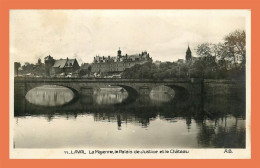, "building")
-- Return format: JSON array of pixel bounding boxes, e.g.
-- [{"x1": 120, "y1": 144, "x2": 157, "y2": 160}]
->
[
  {"x1": 73, "y1": 63, "x2": 92, "y2": 78},
  {"x1": 91, "y1": 48, "x2": 152, "y2": 73},
  {"x1": 186, "y1": 45, "x2": 192, "y2": 62},
  {"x1": 185, "y1": 45, "x2": 202, "y2": 63},
  {"x1": 154, "y1": 60, "x2": 162, "y2": 67},
  {"x1": 44, "y1": 55, "x2": 55, "y2": 76},
  {"x1": 81, "y1": 63, "x2": 91, "y2": 71},
  {"x1": 44, "y1": 55, "x2": 80, "y2": 76},
  {"x1": 177, "y1": 59, "x2": 185, "y2": 64}
]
